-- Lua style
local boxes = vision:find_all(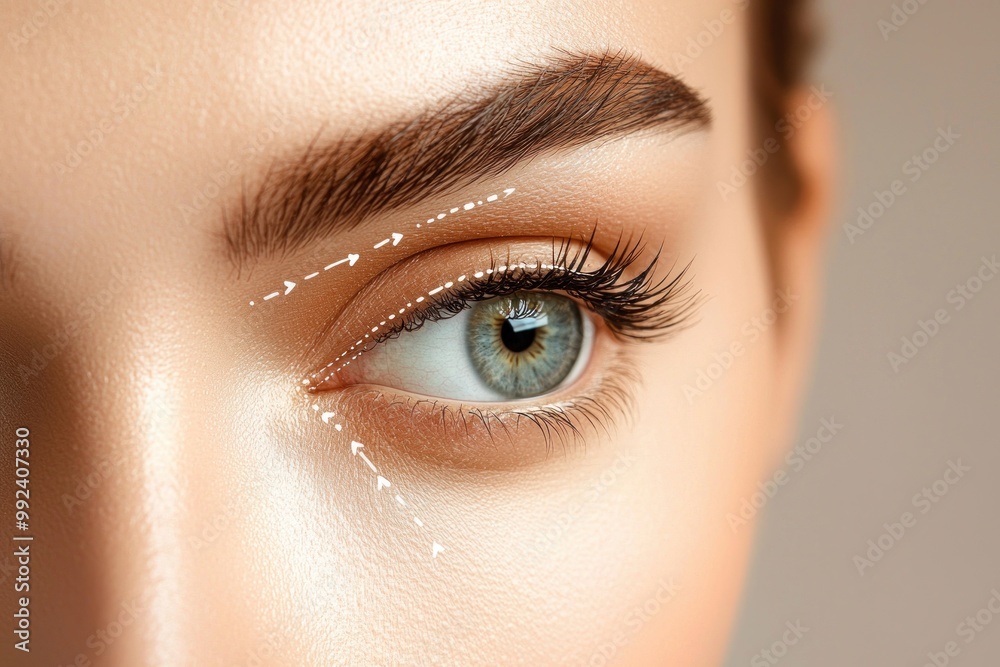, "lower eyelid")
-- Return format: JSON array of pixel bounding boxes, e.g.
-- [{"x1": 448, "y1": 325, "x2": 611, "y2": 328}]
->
[{"x1": 318, "y1": 336, "x2": 640, "y2": 471}]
